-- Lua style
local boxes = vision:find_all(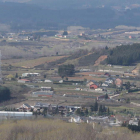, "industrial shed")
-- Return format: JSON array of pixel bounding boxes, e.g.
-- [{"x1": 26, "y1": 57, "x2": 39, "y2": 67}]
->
[
  {"x1": 32, "y1": 91, "x2": 54, "y2": 97},
  {"x1": 0, "y1": 111, "x2": 33, "y2": 119}
]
